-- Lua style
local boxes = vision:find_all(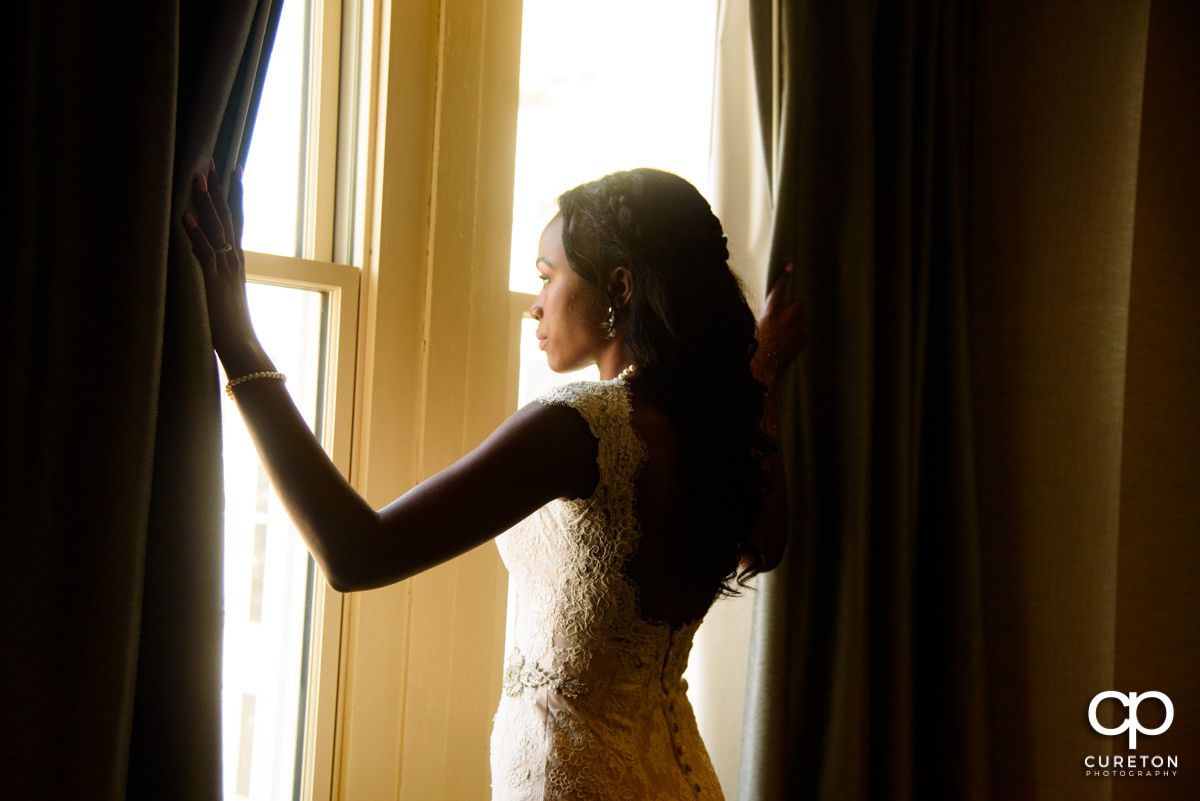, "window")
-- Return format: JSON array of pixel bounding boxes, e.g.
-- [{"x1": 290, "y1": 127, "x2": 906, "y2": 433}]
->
[
  {"x1": 219, "y1": 0, "x2": 373, "y2": 798},
  {"x1": 508, "y1": 0, "x2": 719, "y2": 404}
]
